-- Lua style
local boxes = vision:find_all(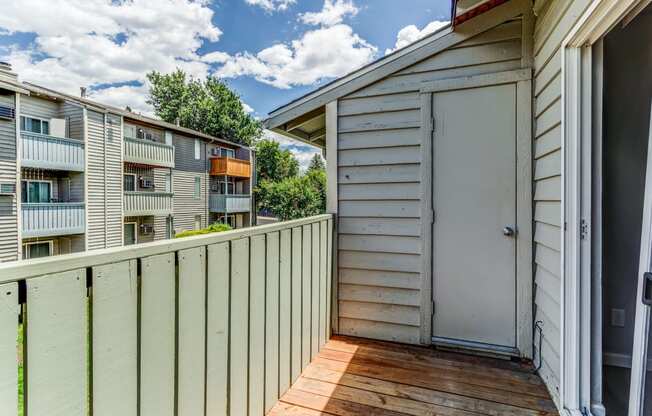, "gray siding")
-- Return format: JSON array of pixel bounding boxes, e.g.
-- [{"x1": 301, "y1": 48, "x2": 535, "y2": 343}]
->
[
  {"x1": 21, "y1": 95, "x2": 59, "y2": 120},
  {"x1": 124, "y1": 165, "x2": 170, "y2": 241},
  {"x1": 87, "y1": 111, "x2": 123, "y2": 250},
  {"x1": 174, "y1": 132, "x2": 206, "y2": 172},
  {"x1": 60, "y1": 103, "x2": 84, "y2": 140},
  {"x1": 173, "y1": 170, "x2": 207, "y2": 233},
  {"x1": 0, "y1": 92, "x2": 17, "y2": 262},
  {"x1": 124, "y1": 216, "x2": 156, "y2": 244},
  {"x1": 336, "y1": 19, "x2": 524, "y2": 344}
]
